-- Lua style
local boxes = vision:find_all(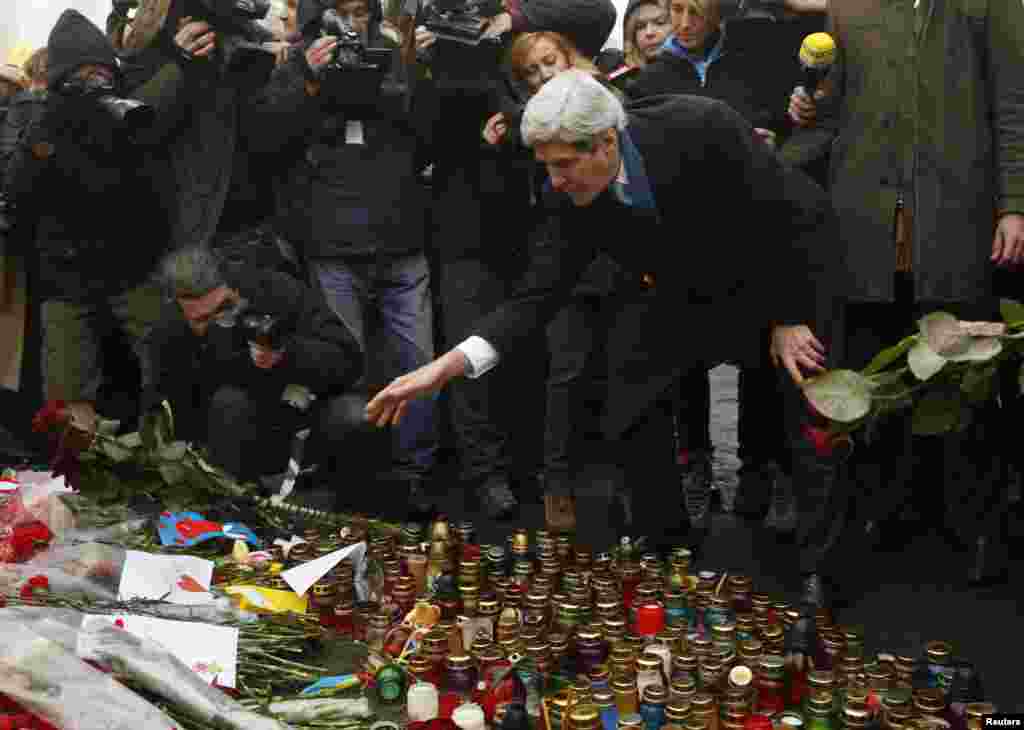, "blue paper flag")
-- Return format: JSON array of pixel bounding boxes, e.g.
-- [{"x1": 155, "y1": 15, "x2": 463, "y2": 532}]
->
[{"x1": 157, "y1": 512, "x2": 261, "y2": 548}]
